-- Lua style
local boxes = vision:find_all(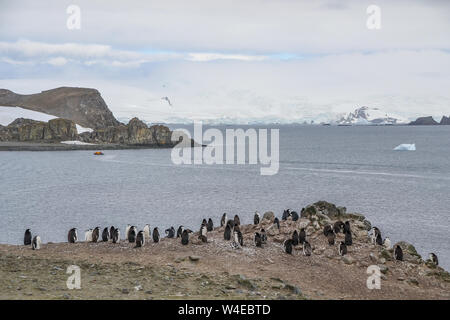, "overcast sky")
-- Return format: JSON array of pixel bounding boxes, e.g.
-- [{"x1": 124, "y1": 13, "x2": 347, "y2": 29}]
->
[{"x1": 1, "y1": 0, "x2": 449, "y2": 123}]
